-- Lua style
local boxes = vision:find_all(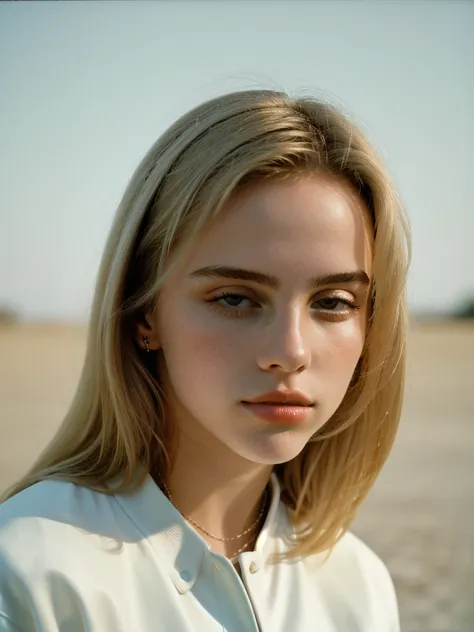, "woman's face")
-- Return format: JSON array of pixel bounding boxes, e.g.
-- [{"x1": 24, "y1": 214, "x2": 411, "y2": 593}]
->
[{"x1": 142, "y1": 173, "x2": 373, "y2": 465}]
